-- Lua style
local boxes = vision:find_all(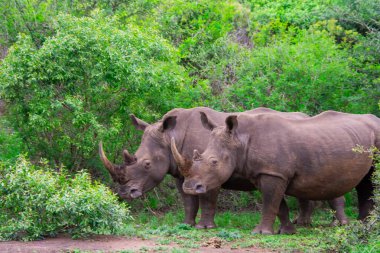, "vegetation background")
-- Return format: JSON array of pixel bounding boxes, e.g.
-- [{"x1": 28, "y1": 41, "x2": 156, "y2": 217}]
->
[{"x1": 0, "y1": 0, "x2": 379, "y2": 251}]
